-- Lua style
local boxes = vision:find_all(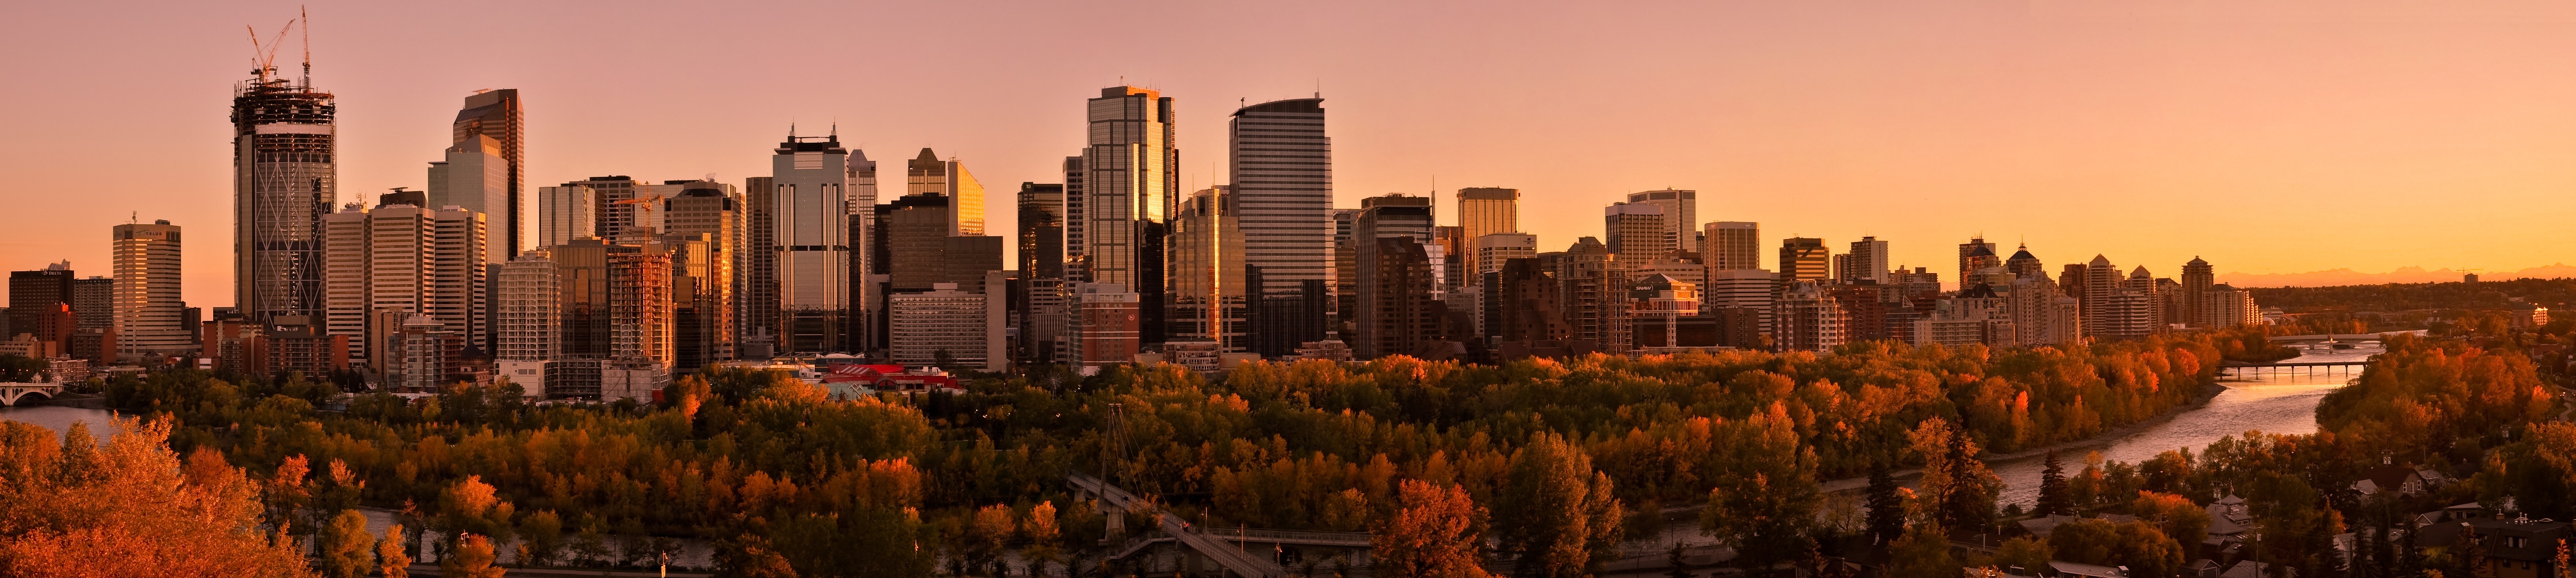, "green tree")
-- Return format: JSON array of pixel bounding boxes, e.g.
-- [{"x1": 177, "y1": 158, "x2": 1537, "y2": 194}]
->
[
  {"x1": 1493, "y1": 432, "x2": 1625, "y2": 578},
  {"x1": 1864, "y1": 463, "x2": 1904, "y2": 545},
  {"x1": 2034, "y1": 451, "x2": 2070, "y2": 516},
  {"x1": 515, "y1": 510, "x2": 564, "y2": 567},
  {"x1": 1884, "y1": 524, "x2": 1961, "y2": 578}
]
